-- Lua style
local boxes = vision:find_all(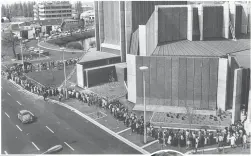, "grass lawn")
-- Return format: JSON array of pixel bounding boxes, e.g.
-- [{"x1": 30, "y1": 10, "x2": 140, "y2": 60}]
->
[{"x1": 25, "y1": 65, "x2": 75, "y2": 87}]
